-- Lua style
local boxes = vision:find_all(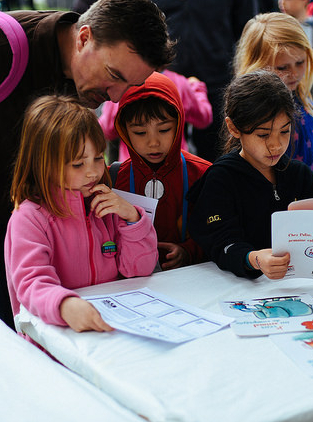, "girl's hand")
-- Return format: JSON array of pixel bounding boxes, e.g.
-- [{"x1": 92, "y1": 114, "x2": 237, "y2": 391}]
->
[
  {"x1": 158, "y1": 242, "x2": 190, "y2": 270},
  {"x1": 60, "y1": 296, "x2": 114, "y2": 332},
  {"x1": 89, "y1": 184, "x2": 140, "y2": 222},
  {"x1": 248, "y1": 249, "x2": 290, "y2": 280}
]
